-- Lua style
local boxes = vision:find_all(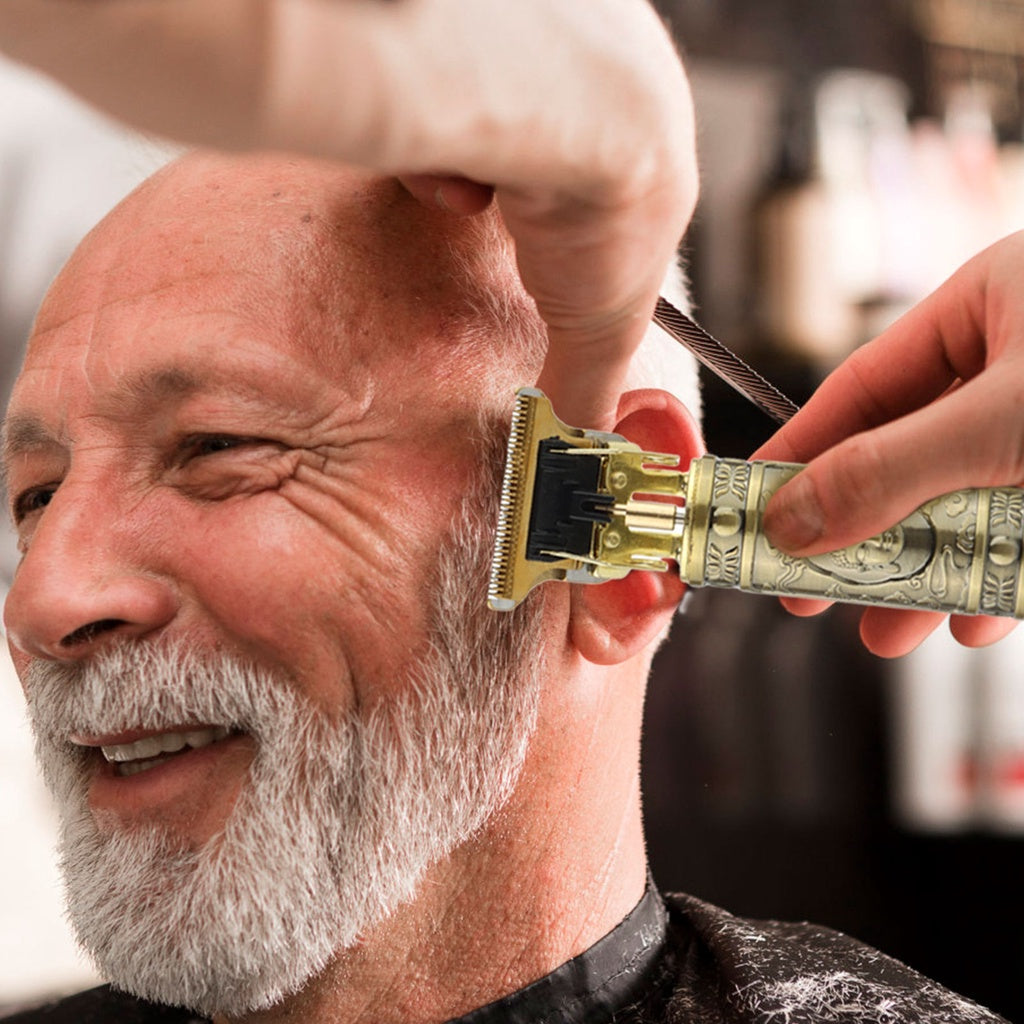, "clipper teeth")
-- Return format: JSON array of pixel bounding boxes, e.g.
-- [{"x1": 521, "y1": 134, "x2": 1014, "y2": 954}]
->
[{"x1": 488, "y1": 391, "x2": 533, "y2": 610}]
